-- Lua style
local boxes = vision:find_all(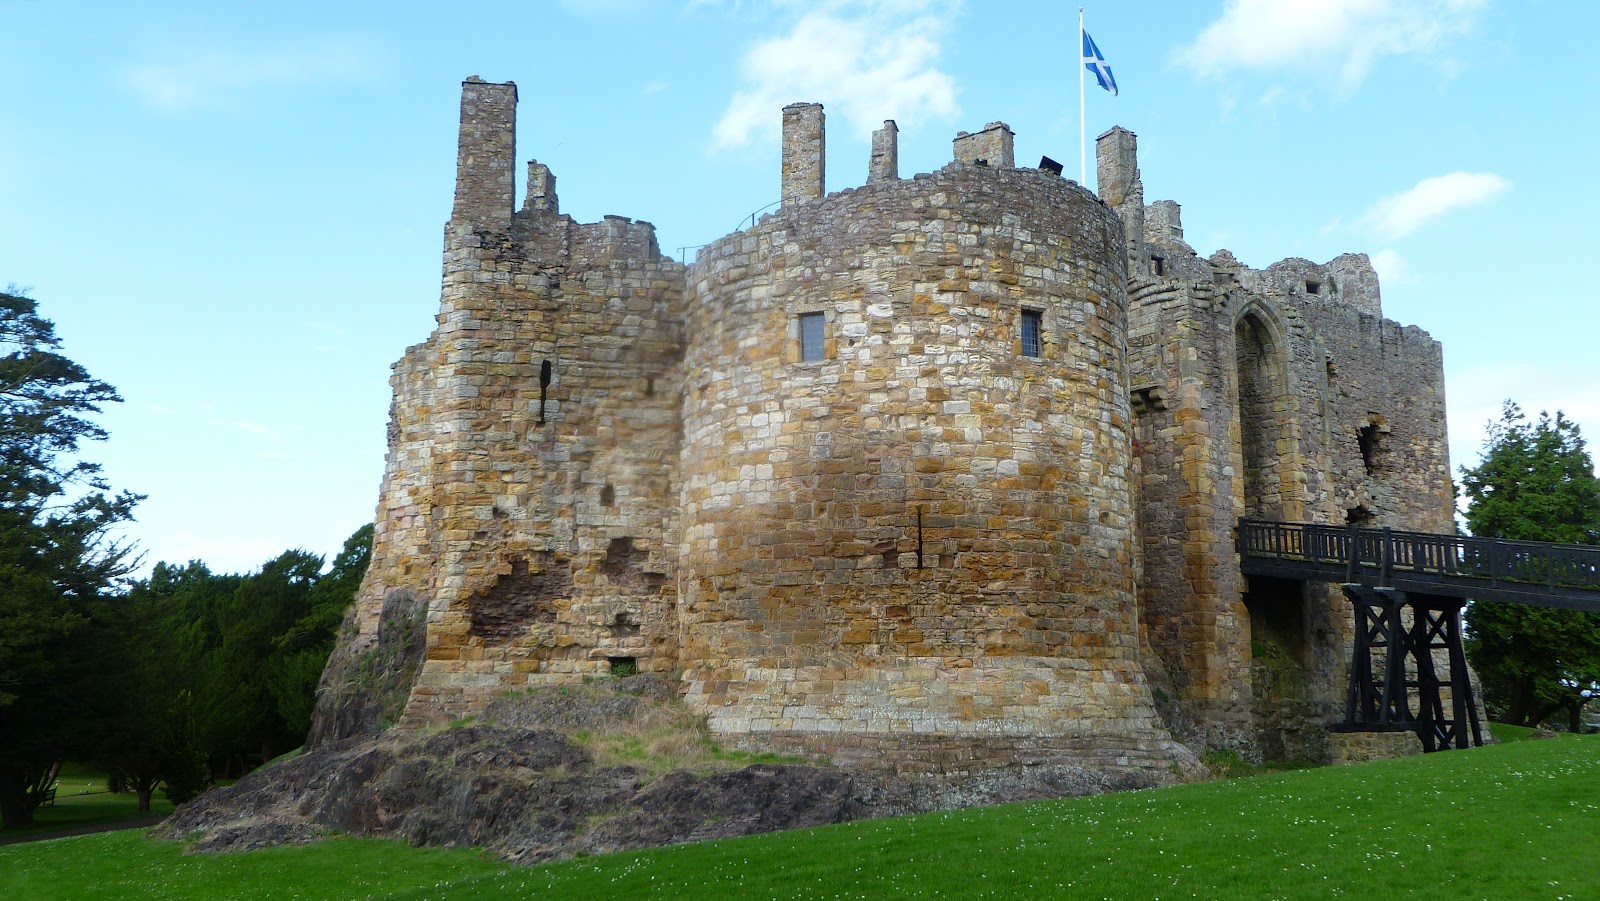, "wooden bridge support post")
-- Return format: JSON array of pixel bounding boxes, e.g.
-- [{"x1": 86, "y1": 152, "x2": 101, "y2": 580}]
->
[{"x1": 1340, "y1": 585, "x2": 1483, "y2": 751}]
